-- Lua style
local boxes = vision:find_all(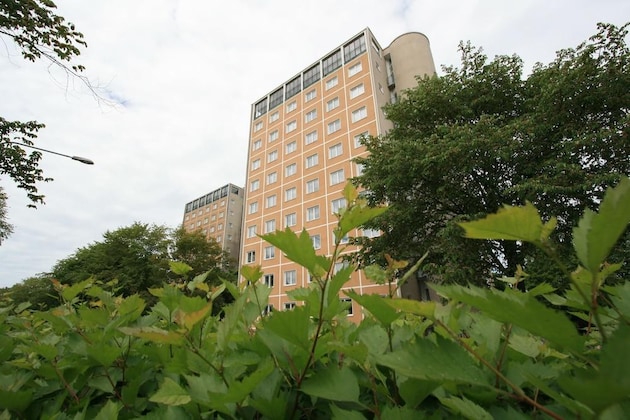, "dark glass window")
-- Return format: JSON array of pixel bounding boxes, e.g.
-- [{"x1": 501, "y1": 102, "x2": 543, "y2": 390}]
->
[
  {"x1": 221, "y1": 186, "x2": 228, "y2": 197},
  {"x1": 192, "y1": 199, "x2": 199, "y2": 210},
  {"x1": 213, "y1": 190, "x2": 220, "y2": 201},
  {"x1": 303, "y1": 63, "x2": 320, "y2": 88},
  {"x1": 206, "y1": 193, "x2": 213, "y2": 203},
  {"x1": 231, "y1": 185, "x2": 239, "y2": 195},
  {"x1": 254, "y1": 98, "x2": 267, "y2": 119},
  {"x1": 198, "y1": 196, "x2": 206, "y2": 206},
  {"x1": 269, "y1": 87, "x2": 284, "y2": 110},
  {"x1": 285, "y1": 76, "x2": 301, "y2": 99},
  {"x1": 322, "y1": 49, "x2": 342, "y2": 76},
  {"x1": 344, "y1": 35, "x2": 366, "y2": 62},
  {"x1": 185, "y1": 202, "x2": 193, "y2": 213}
]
